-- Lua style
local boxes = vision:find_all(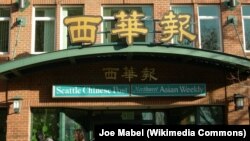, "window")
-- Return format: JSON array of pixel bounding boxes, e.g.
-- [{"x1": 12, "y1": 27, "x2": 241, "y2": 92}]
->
[
  {"x1": 198, "y1": 5, "x2": 222, "y2": 51},
  {"x1": 0, "y1": 8, "x2": 10, "y2": 53},
  {"x1": 167, "y1": 106, "x2": 225, "y2": 125},
  {"x1": 31, "y1": 108, "x2": 89, "y2": 141},
  {"x1": 102, "y1": 5, "x2": 154, "y2": 44},
  {"x1": 61, "y1": 6, "x2": 84, "y2": 49},
  {"x1": 33, "y1": 8, "x2": 55, "y2": 53},
  {"x1": 171, "y1": 5, "x2": 194, "y2": 47},
  {"x1": 167, "y1": 106, "x2": 196, "y2": 125},
  {"x1": 197, "y1": 106, "x2": 224, "y2": 125},
  {"x1": 242, "y1": 6, "x2": 250, "y2": 51}
]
